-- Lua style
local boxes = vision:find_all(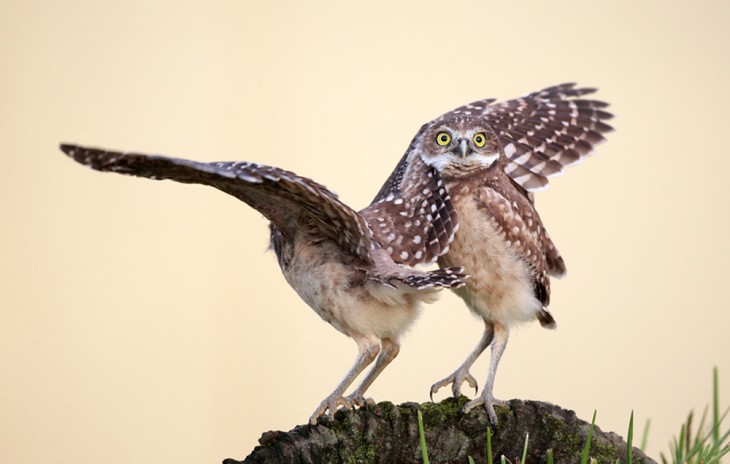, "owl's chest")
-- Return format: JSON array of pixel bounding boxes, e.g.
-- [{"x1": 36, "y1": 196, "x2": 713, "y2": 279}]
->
[{"x1": 439, "y1": 188, "x2": 540, "y2": 324}]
